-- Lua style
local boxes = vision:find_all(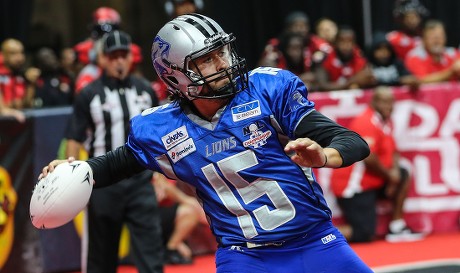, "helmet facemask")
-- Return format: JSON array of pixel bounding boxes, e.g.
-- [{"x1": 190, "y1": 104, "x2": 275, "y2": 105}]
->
[{"x1": 185, "y1": 35, "x2": 248, "y2": 99}]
